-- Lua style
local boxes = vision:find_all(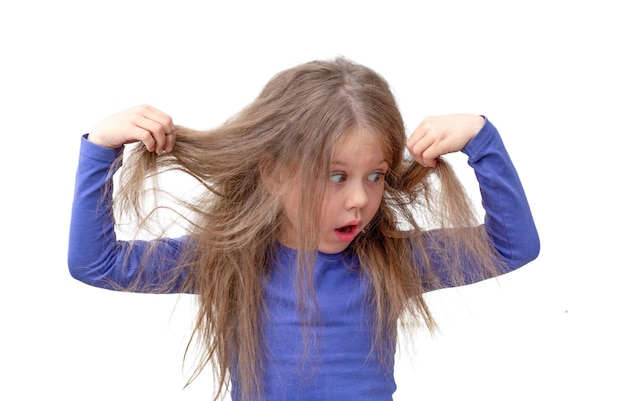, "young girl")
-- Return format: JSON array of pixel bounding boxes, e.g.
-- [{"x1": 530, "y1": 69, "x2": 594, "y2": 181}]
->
[{"x1": 68, "y1": 57, "x2": 539, "y2": 401}]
